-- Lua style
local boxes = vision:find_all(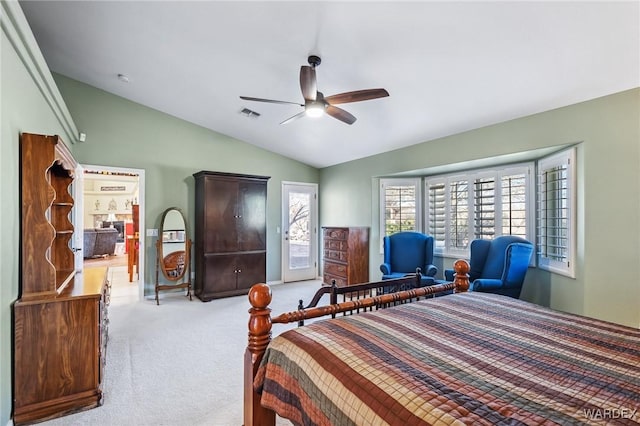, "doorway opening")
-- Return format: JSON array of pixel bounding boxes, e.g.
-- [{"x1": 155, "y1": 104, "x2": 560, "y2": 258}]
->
[{"x1": 80, "y1": 165, "x2": 146, "y2": 304}]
